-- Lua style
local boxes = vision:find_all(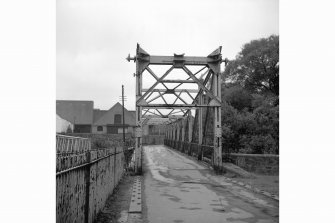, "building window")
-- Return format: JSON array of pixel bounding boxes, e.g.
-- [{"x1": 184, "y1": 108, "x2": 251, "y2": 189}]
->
[
  {"x1": 107, "y1": 126, "x2": 118, "y2": 134},
  {"x1": 114, "y1": 114, "x2": 122, "y2": 124},
  {"x1": 97, "y1": 126, "x2": 103, "y2": 131}
]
